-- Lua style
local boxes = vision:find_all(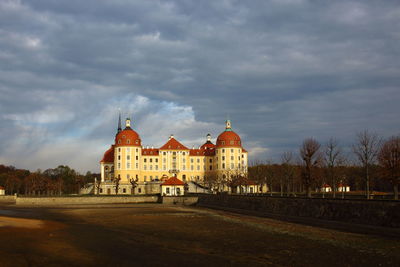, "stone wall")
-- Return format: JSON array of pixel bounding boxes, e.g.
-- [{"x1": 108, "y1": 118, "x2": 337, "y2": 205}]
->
[
  {"x1": 162, "y1": 196, "x2": 198, "y2": 205},
  {"x1": 0, "y1": 195, "x2": 16, "y2": 203},
  {"x1": 197, "y1": 194, "x2": 400, "y2": 228},
  {"x1": 16, "y1": 195, "x2": 159, "y2": 205}
]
